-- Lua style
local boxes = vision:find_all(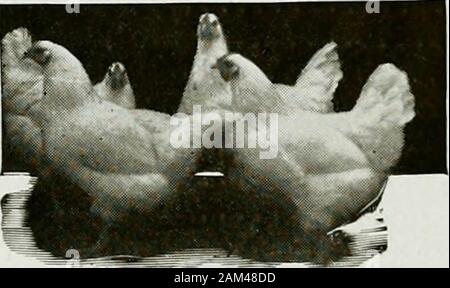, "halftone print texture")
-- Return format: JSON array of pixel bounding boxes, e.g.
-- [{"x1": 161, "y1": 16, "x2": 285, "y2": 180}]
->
[{"x1": 0, "y1": 2, "x2": 445, "y2": 267}]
